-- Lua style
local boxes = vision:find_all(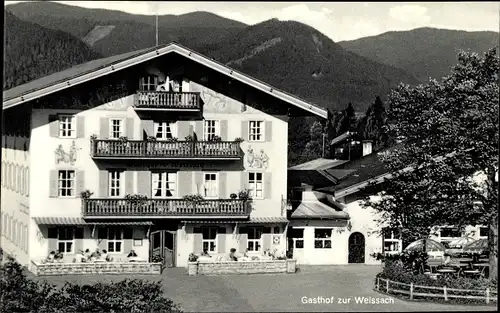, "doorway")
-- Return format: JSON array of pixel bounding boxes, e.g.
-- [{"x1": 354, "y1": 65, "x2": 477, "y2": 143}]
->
[
  {"x1": 348, "y1": 232, "x2": 365, "y2": 264},
  {"x1": 150, "y1": 230, "x2": 176, "y2": 267}
]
